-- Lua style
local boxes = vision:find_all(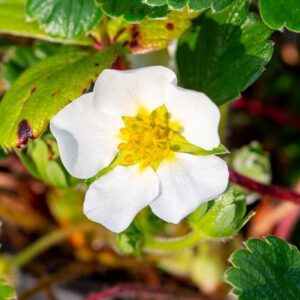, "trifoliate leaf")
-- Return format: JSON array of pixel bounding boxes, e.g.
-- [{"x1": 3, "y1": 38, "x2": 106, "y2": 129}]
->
[
  {"x1": 107, "y1": 10, "x2": 196, "y2": 53},
  {"x1": 144, "y1": 0, "x2": 236, "y2": 11},
  {"x1": 259, "y1": 0, "x2": 300, "y2": 33},
  {"x1": 177, "y1": 0, "x2": 273, "y2": 105},
  {"x1": 97, "y1": 0, "x2": 169, "y2": 22},
  {"x1": 188, "y1": 188, "x2": 252, "y2": 237},
  {"x1": 26, "y1": 0, "x2": 102, "y2": 39},
  {"x1": 0, "y1": 47, "x2": 116, "y2": 148},
  {"x1": 0, "y1": 0, "x2": 90, "y2": 45},
  {"x1": 226, "y1": 236, "x2": 300, "y2": 300}
]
